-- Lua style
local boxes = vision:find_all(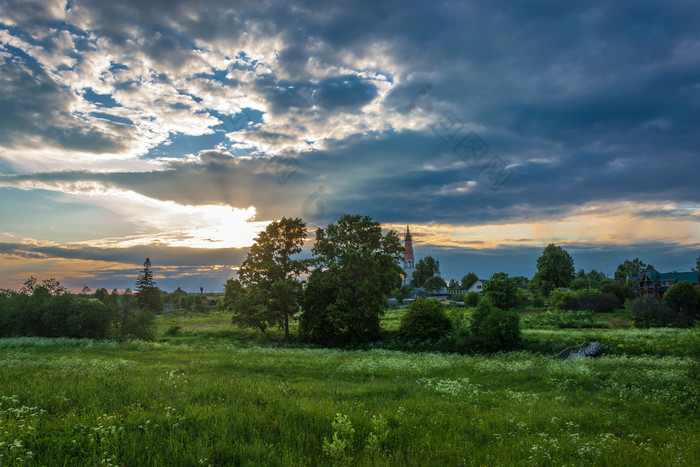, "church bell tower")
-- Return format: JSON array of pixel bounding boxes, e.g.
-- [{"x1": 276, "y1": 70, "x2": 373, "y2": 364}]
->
[{"x1": 403, "y1": 226, "x2": 415, "y2": 286}]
